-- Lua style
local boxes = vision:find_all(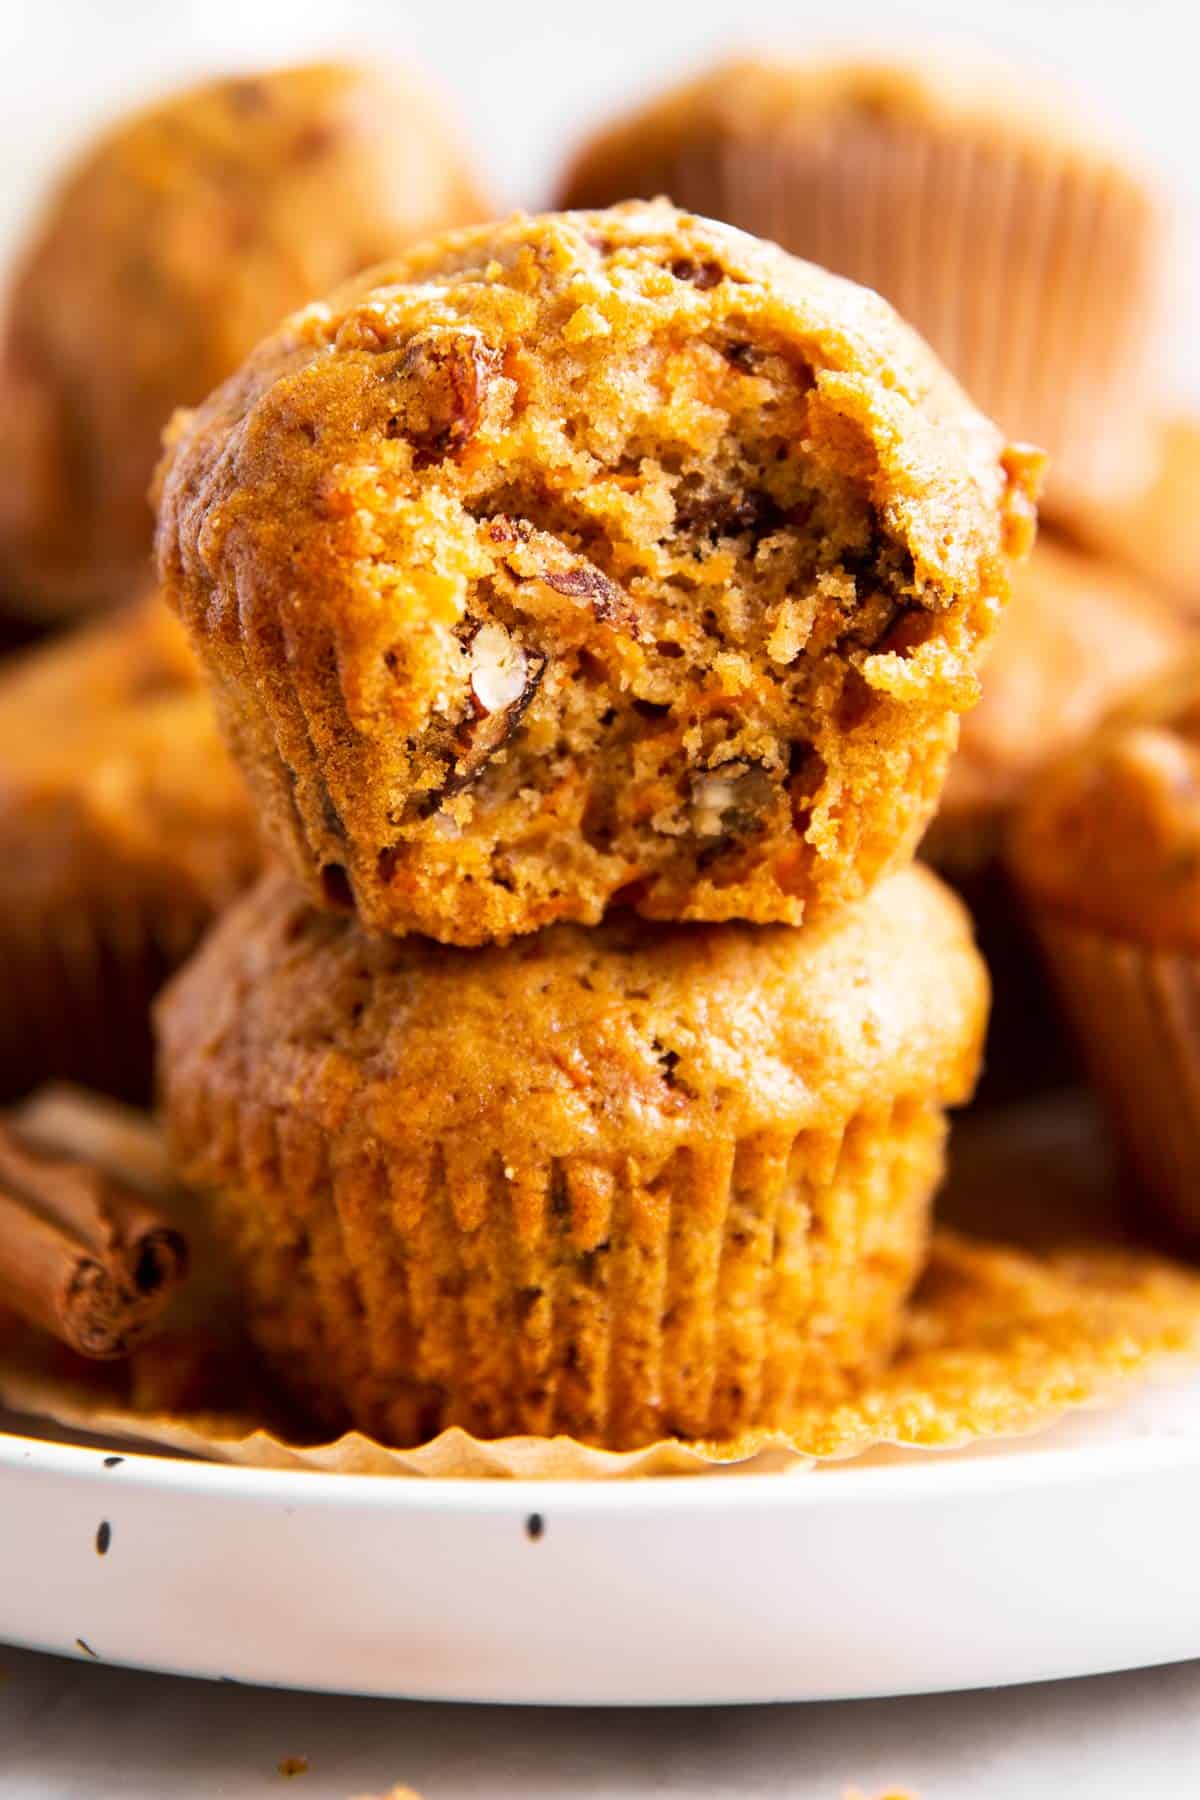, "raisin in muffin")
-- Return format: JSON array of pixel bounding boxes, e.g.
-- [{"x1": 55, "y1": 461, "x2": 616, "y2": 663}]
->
[
  {"x1": 1011, "y1": 661, "x2": 1200, "y2": 1237},
  {"x1": 0, "y1": 61, "x2": 486, "y2": 622},
  {"x1": 0, "y1": 594, "x2": 262, "y2": 1099},
  {"x1": 156, "y1": 201, "x2": 1039, "y2": 946},
  {"x1": 157, "y1": 863, "x2": 987, "y2": 1447},
  {"x1": 560, "y1": 57, "x2": 1164, "y2": 512}
]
